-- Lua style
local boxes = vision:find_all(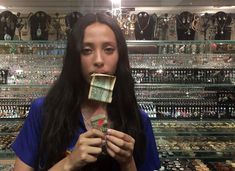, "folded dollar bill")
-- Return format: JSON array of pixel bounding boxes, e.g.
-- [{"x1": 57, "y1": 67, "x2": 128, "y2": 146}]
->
[
  {"x1": 90, "y1": 114, "x2": 108, "y2": 133},
  {"x1": 88, "y1": 73, "x2": 116, "y2": 103}
]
